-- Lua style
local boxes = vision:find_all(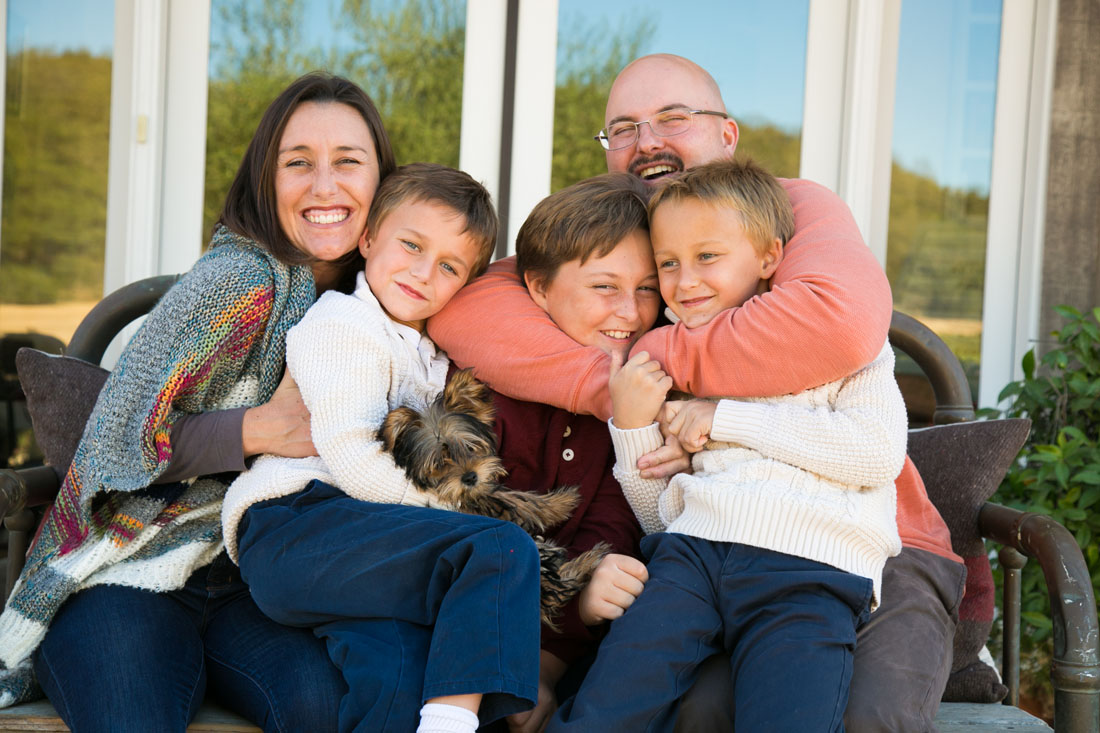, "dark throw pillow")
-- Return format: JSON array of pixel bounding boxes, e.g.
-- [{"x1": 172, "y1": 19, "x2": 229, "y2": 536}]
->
[
  {"x1": 907, "y1": 418, "x2": 1031, "y2": 704},
  {"x1": 15, "y1": 348, "x2": 109, "y2": 472}
]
